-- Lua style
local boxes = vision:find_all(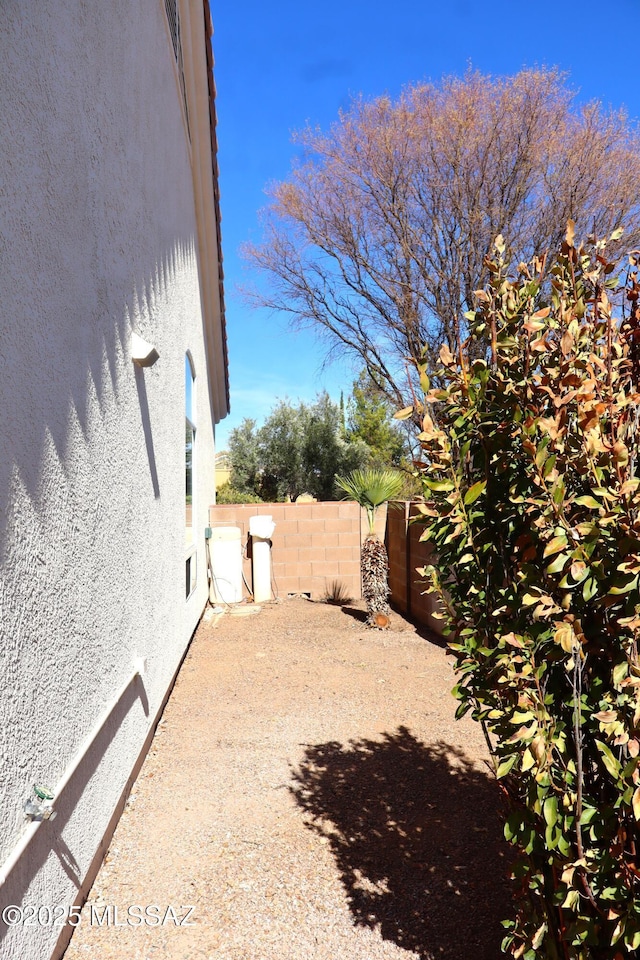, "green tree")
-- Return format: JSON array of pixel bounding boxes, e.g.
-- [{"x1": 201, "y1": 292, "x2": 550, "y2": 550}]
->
[
  {"x1": 245, "y1": 69, "x2": 640, "y2": 422},
  {"x1": 215, "y1": 482, "x2": 262, "y2": 505},
  {"x1": 228, "y1": 393, "x2": 369, "y2": 502},
  {"x1": 347, "y1": 371, "x2": 408, "y2": 467},
  {"x1": 257, "y1": 399, "x2": 307, "y2": 501},
  {"x1": 228, "y1": 418, "x2": 260, "y2": 496}
]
